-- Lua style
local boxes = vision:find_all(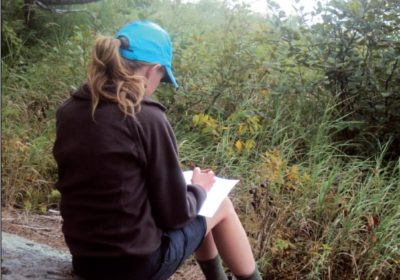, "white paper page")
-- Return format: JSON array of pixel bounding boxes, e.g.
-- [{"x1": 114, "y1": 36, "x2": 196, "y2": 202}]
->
[{"x1": 183, "y1": 170, "x2": 239, "y2": 217}]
